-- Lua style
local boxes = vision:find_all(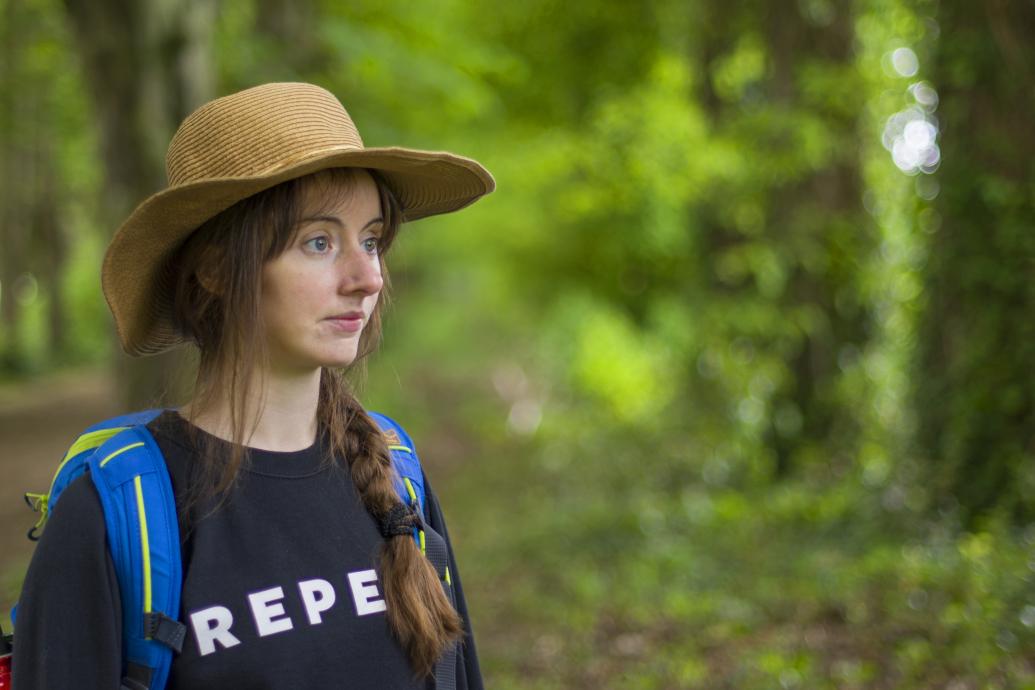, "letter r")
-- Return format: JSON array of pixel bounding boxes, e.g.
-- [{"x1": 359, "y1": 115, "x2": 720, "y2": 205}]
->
[{"x1": 189, "y1": 605, "x2": 242, "y2": 656}]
